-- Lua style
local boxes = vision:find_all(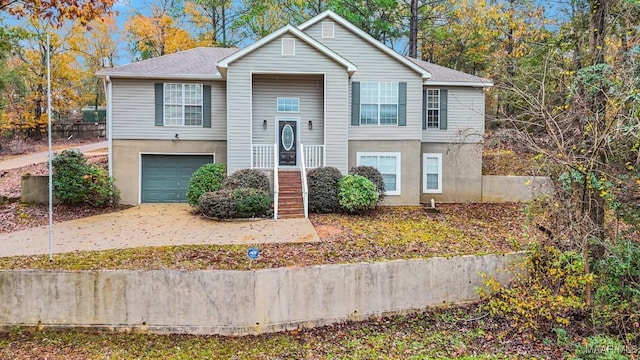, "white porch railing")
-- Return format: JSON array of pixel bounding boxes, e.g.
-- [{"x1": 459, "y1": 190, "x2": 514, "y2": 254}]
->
[
  {"x1": 253, "y1": 143, "x2": 323, "y2": 220},
  {"x1": 300, "y1": 144, "x2": 309, "y2": 218},
  {"x1": 272, "y1": 143, "x2": 279, "y2": 220},
  {"x1": 252, "y1": 144, "x2": 275, "y2": 169},
  {"x1": 303, "y1": 145, "x2": 324, "y2": 168}
]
